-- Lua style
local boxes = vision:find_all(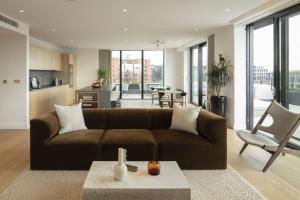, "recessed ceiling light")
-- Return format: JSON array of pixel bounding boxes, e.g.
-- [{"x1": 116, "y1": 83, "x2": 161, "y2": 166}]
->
[
  {"x1": 194, "y1": 28, "x2": 199, "y2": 31},
  {"x1": 122, "y1": 9, "x2": 128, "y2": 12},
  {"x1": 124, "y1": 28, "x2": 128, "y2": 32},
  {"x1": 52, "y1": 29, "x2": 57, "y2": 32},
  {"x1": 225, "y1": 8, "x2": 230, "y2": 12},
  {"x1": 70, "y1": 39, "x2": 74, "y2": 43},
  {"x1": 19, "y1": 10, "x2": 24, "y2": 13}
]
